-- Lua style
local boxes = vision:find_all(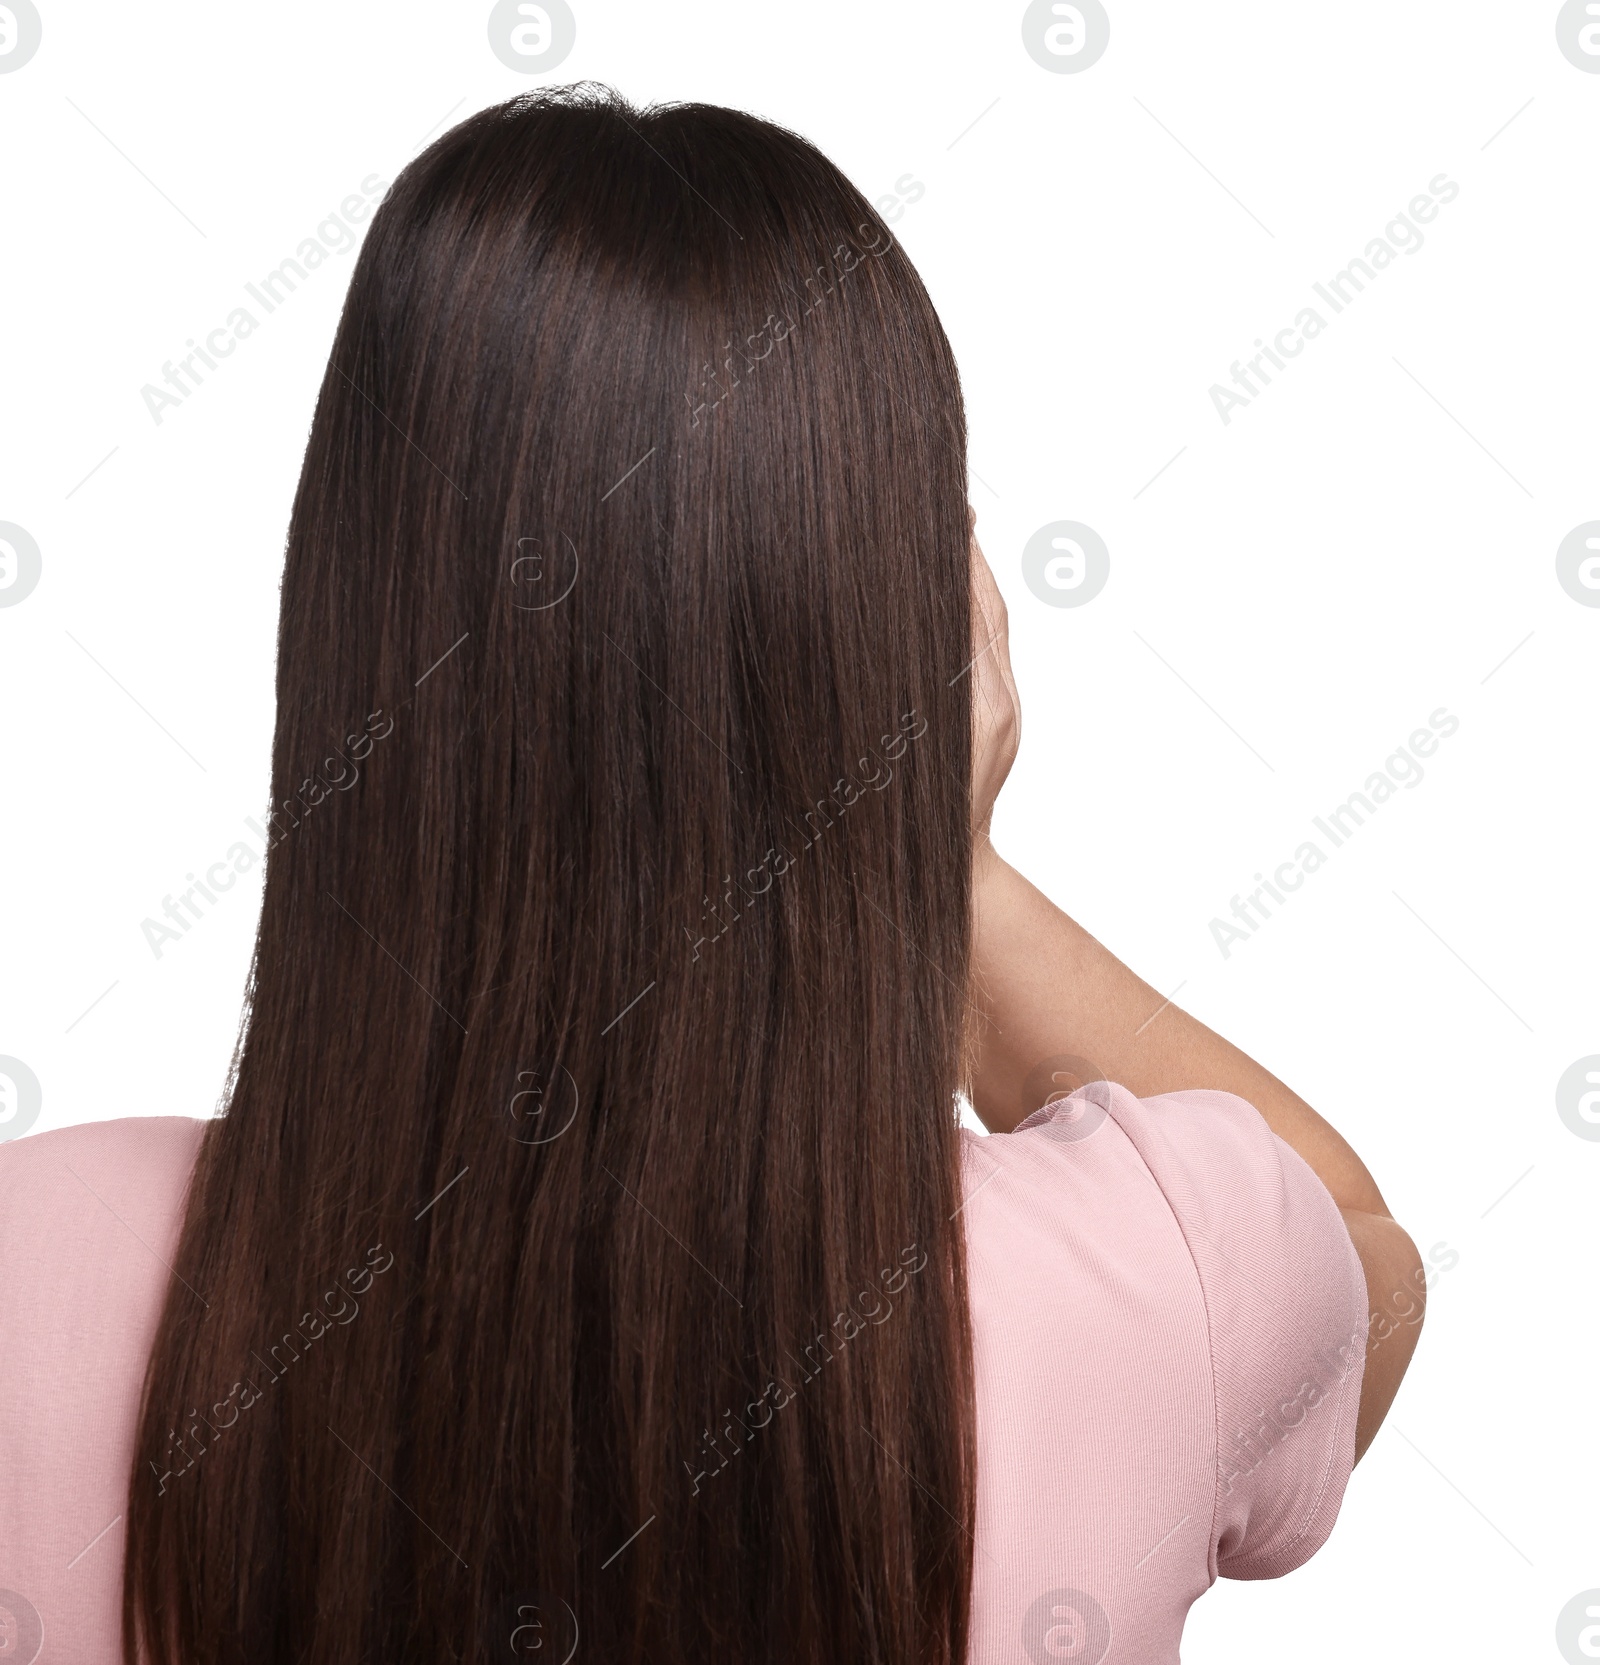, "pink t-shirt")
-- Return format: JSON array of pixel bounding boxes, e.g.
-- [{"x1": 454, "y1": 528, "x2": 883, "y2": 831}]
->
[{"x1": 0, "y1": 1080, "x2": 1366, "y2": 1663}]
